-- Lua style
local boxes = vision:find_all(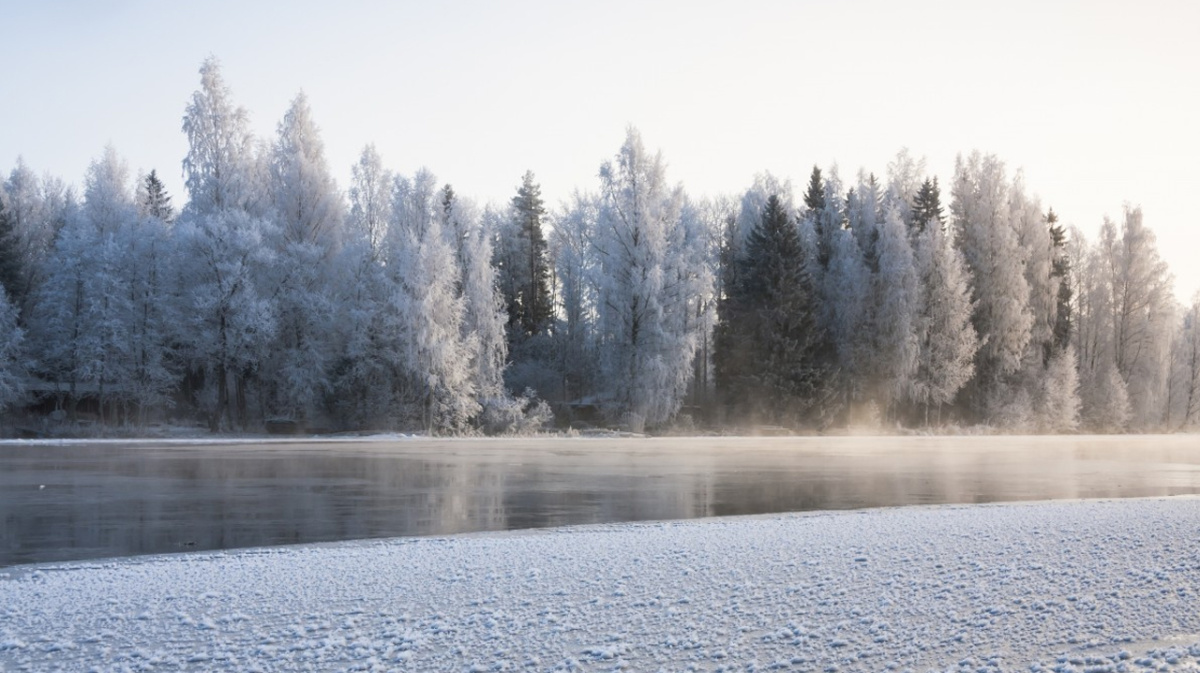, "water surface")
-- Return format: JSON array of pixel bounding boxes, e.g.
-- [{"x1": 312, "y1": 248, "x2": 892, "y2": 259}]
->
[{"x1": 2, "y1": 435, "x2": 1198, "y2": 567}]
